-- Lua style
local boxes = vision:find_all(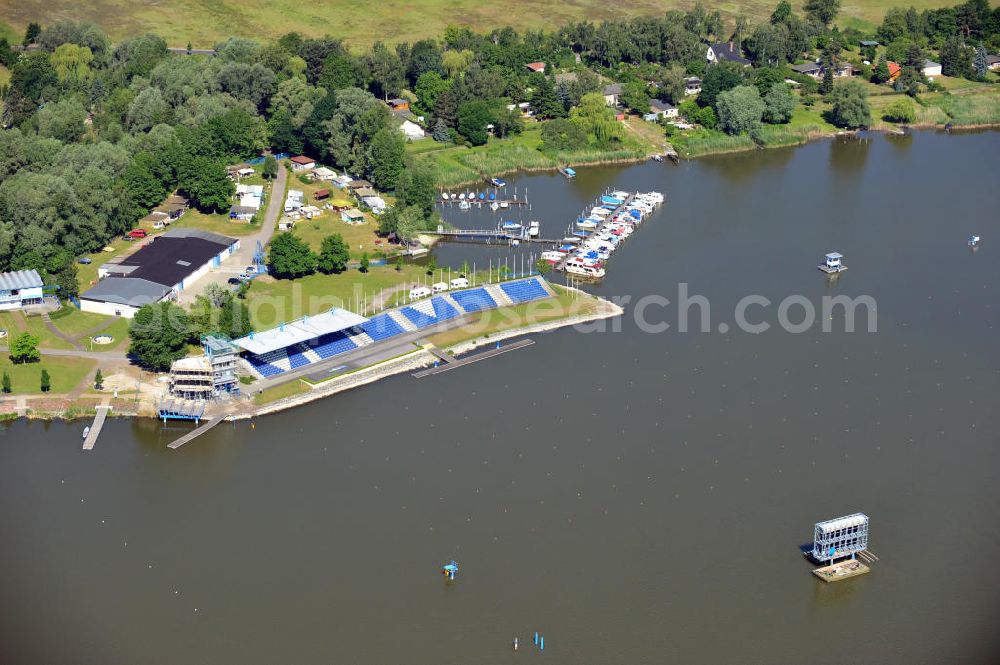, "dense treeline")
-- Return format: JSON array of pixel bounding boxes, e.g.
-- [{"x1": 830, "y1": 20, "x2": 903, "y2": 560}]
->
[{"x1": 0, "y1": 1, "x2": 998, "y2": 286}]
